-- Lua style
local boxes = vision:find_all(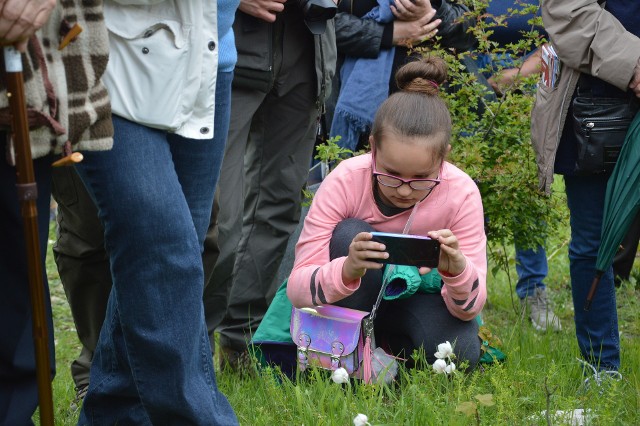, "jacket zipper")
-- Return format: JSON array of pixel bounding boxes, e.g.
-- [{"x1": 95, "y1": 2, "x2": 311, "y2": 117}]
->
[{"x1": 316, "y1": 34, "x2": 325, "y2": 114}]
